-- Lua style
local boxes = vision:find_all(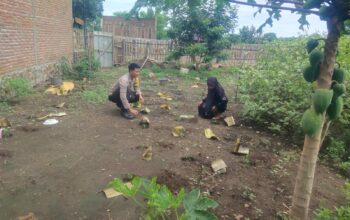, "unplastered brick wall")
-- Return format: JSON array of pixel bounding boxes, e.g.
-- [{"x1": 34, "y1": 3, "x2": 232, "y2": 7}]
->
[{"x1": 0, "y1": 0, "x2": 73, "y2": 85}]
